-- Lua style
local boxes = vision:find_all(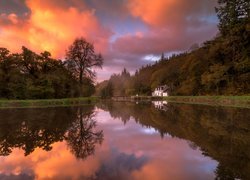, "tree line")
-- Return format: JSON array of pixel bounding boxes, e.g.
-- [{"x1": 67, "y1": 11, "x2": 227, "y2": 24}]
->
[
  {"x1": 97, "y1": 0, "x2": 250, "y2": 97},
  {"x1": 0, "y1": 38, "x2": 103, "y2": 99}
]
